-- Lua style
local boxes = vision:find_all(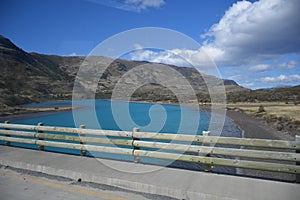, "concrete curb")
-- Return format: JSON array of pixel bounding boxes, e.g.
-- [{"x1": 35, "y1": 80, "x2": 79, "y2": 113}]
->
[
  {"x1": 0, "y1": 158, "x2": 231, "y2": 199},
  {"x1": 0, "y1": 146, "x2": 299, "y2": 200}
]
